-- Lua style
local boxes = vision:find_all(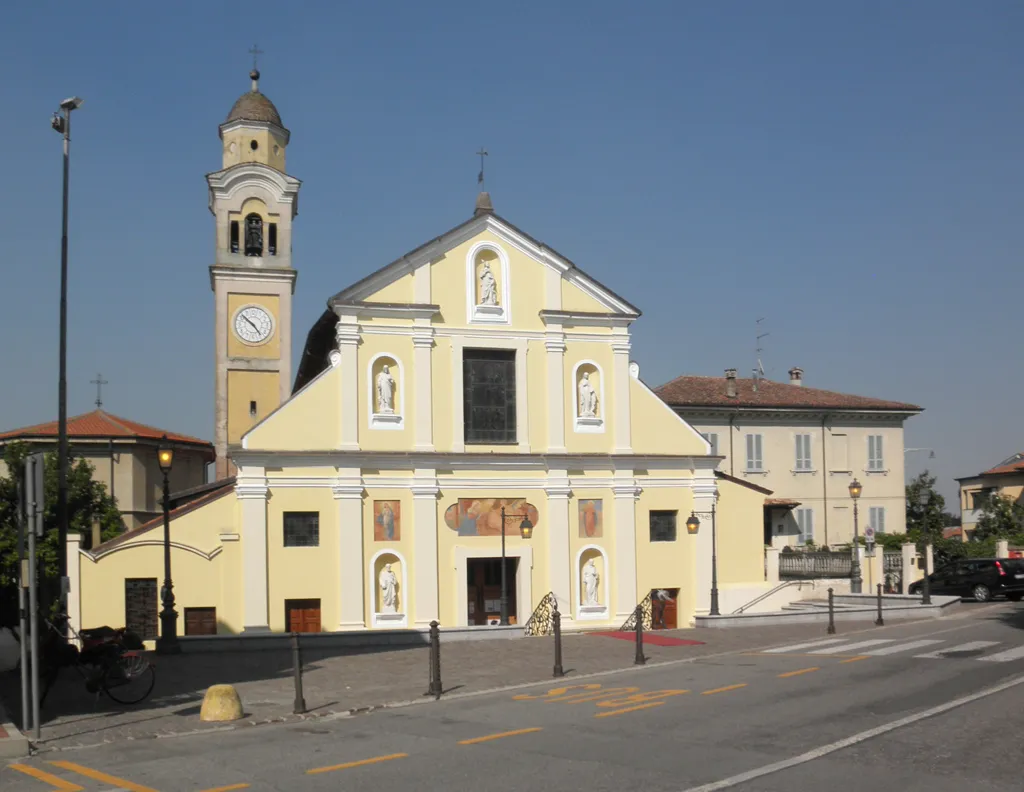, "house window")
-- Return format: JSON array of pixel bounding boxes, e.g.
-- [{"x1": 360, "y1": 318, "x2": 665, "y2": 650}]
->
[
  {"x1": 283, "y1": 512, "x2": 320, "y2": 547},
  {"x1": 830, "y1": 433, "x2": 849, "y2": 471},
  {"x1": 463, "y1": 349, "x2": 517, "y2": 444},
  {"x1": 702, "y1": 433, "x2": 719, "y2": 456},
  {"x1": 867, "y1": 435, "x2": 884, "y2": 471},
  {"x1": 229, "y1": 220, "x2": 240, "y2": 253},
  {"x1": 869, "y1": 506, "x2": 886, "y2": 535},
  {"x1": 796, "y1": 509, "x2": 814, "y2": 545},
  {"x1": 745, "y1": 434, "x2": 764, "y2": 471},
  {"x1": 268, "y1": 223, "x2": 278, "y2": 255},
  {"x1": 649, "y1": 511, "x2": 678, "y2": 542},
  {"x1": 125, "y1": 578, "x2": 158, "y2": 641},
  {"x1": 795, "y1": 434, "x2": 812, "y2": 470},
  {"x1": 971, "y1": 490, "x2": 991, "y2": 511}
]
